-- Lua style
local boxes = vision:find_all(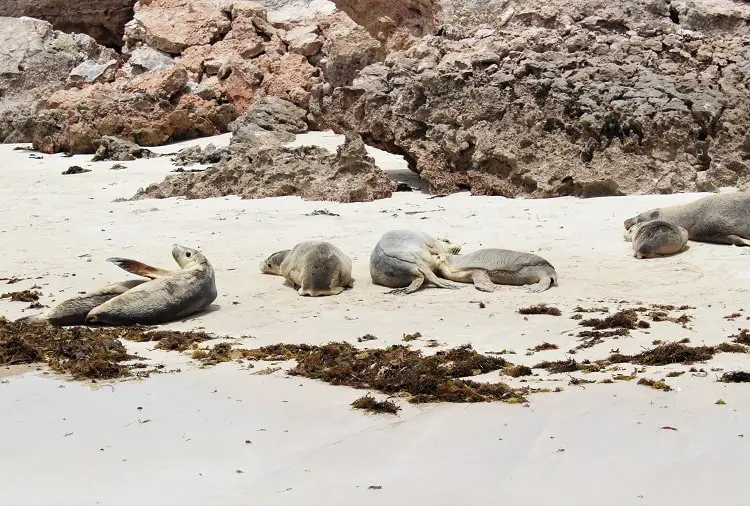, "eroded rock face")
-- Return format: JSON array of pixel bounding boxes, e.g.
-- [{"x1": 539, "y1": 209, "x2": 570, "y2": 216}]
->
[
  {"x1": 132, "y1": 95, "x2": 394, "y2": 202},
  {"x1": 312, "y1": 0, "x2": 750, "y2": 197},
  {"x1": 31, "y1": 66, "x2": 238, "y2": 153},
  {"x1": 0, "y1": 0, "x2": 136, "y2": 48},
  {"x1": 0, "y1": 17, "x2": 117, "y2": 143}
]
